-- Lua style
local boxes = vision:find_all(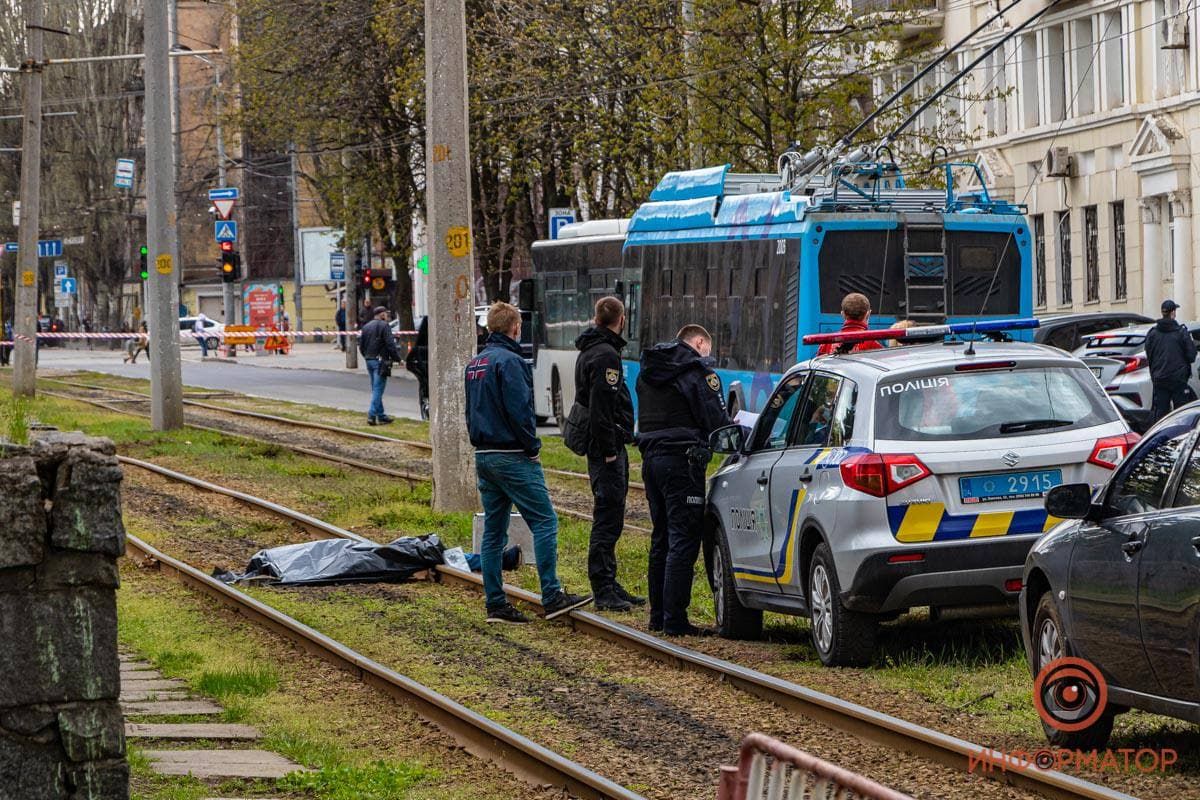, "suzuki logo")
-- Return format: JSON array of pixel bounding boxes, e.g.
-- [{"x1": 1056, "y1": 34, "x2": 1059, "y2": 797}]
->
[{"x1": 1003, "y1": 451, "x2": 1021, "y2": 467}]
